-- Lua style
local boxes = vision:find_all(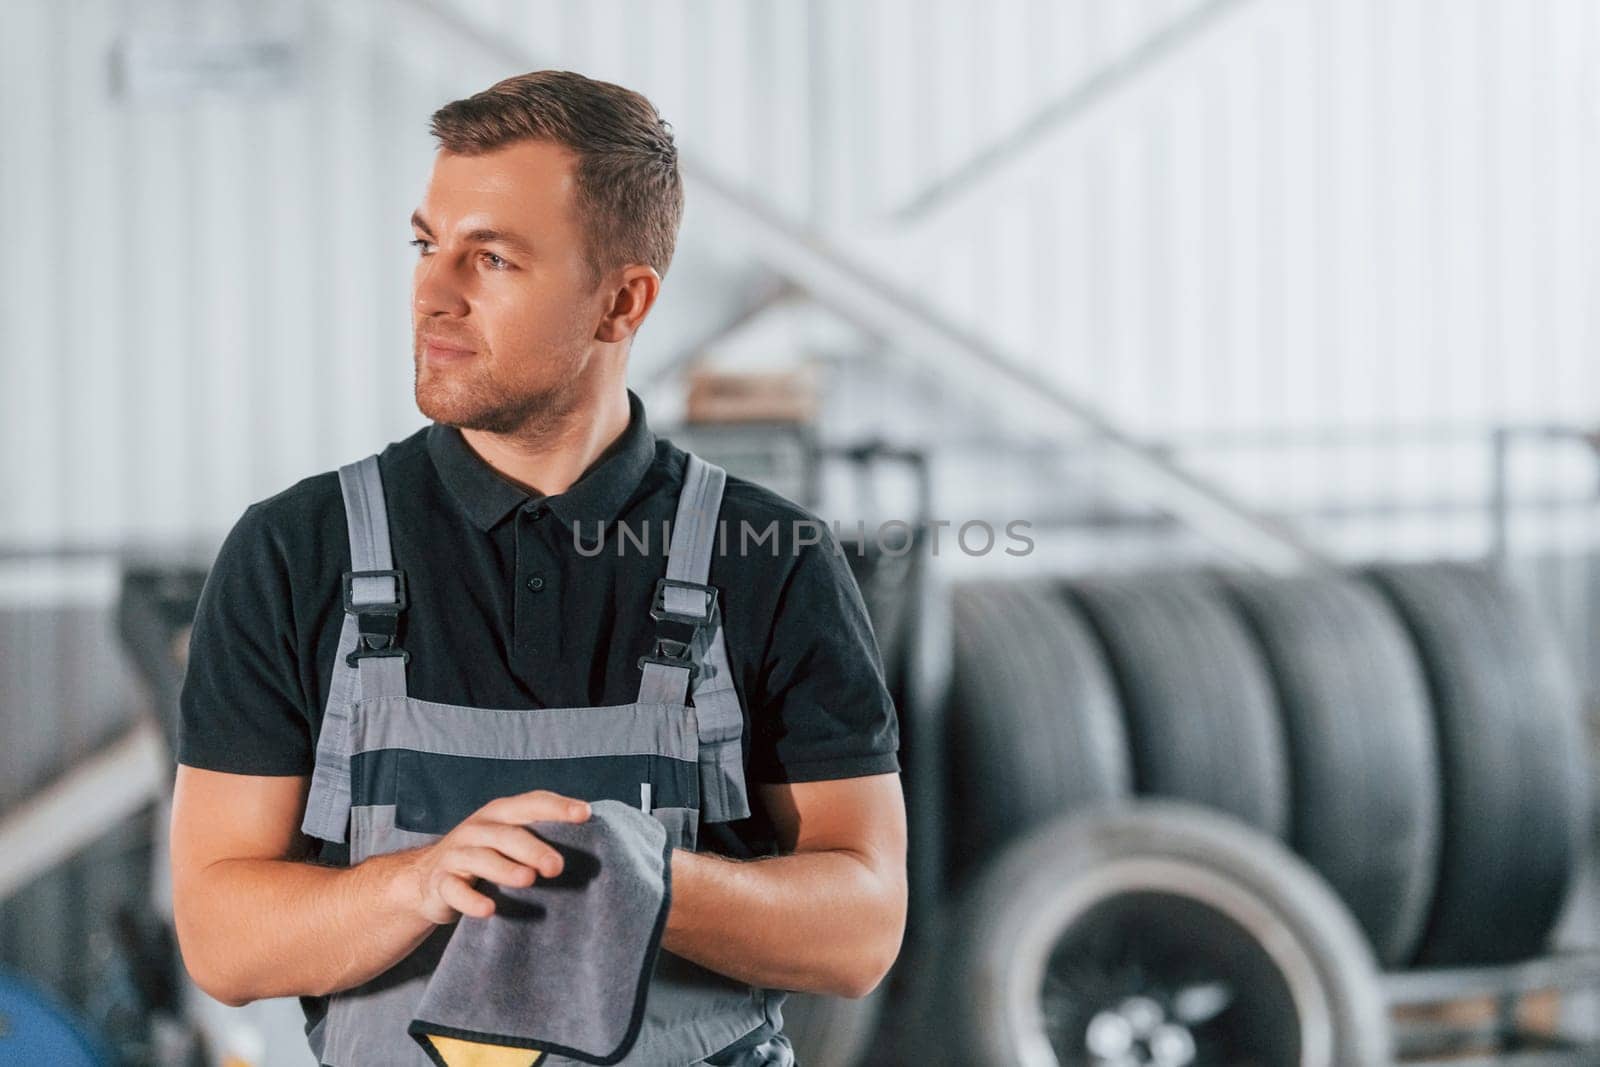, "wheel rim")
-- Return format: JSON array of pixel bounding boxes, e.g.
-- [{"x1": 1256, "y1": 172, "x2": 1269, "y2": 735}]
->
[{"x1": 1003, "y1": 858, "x2": 1335, "y2": 1067}]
